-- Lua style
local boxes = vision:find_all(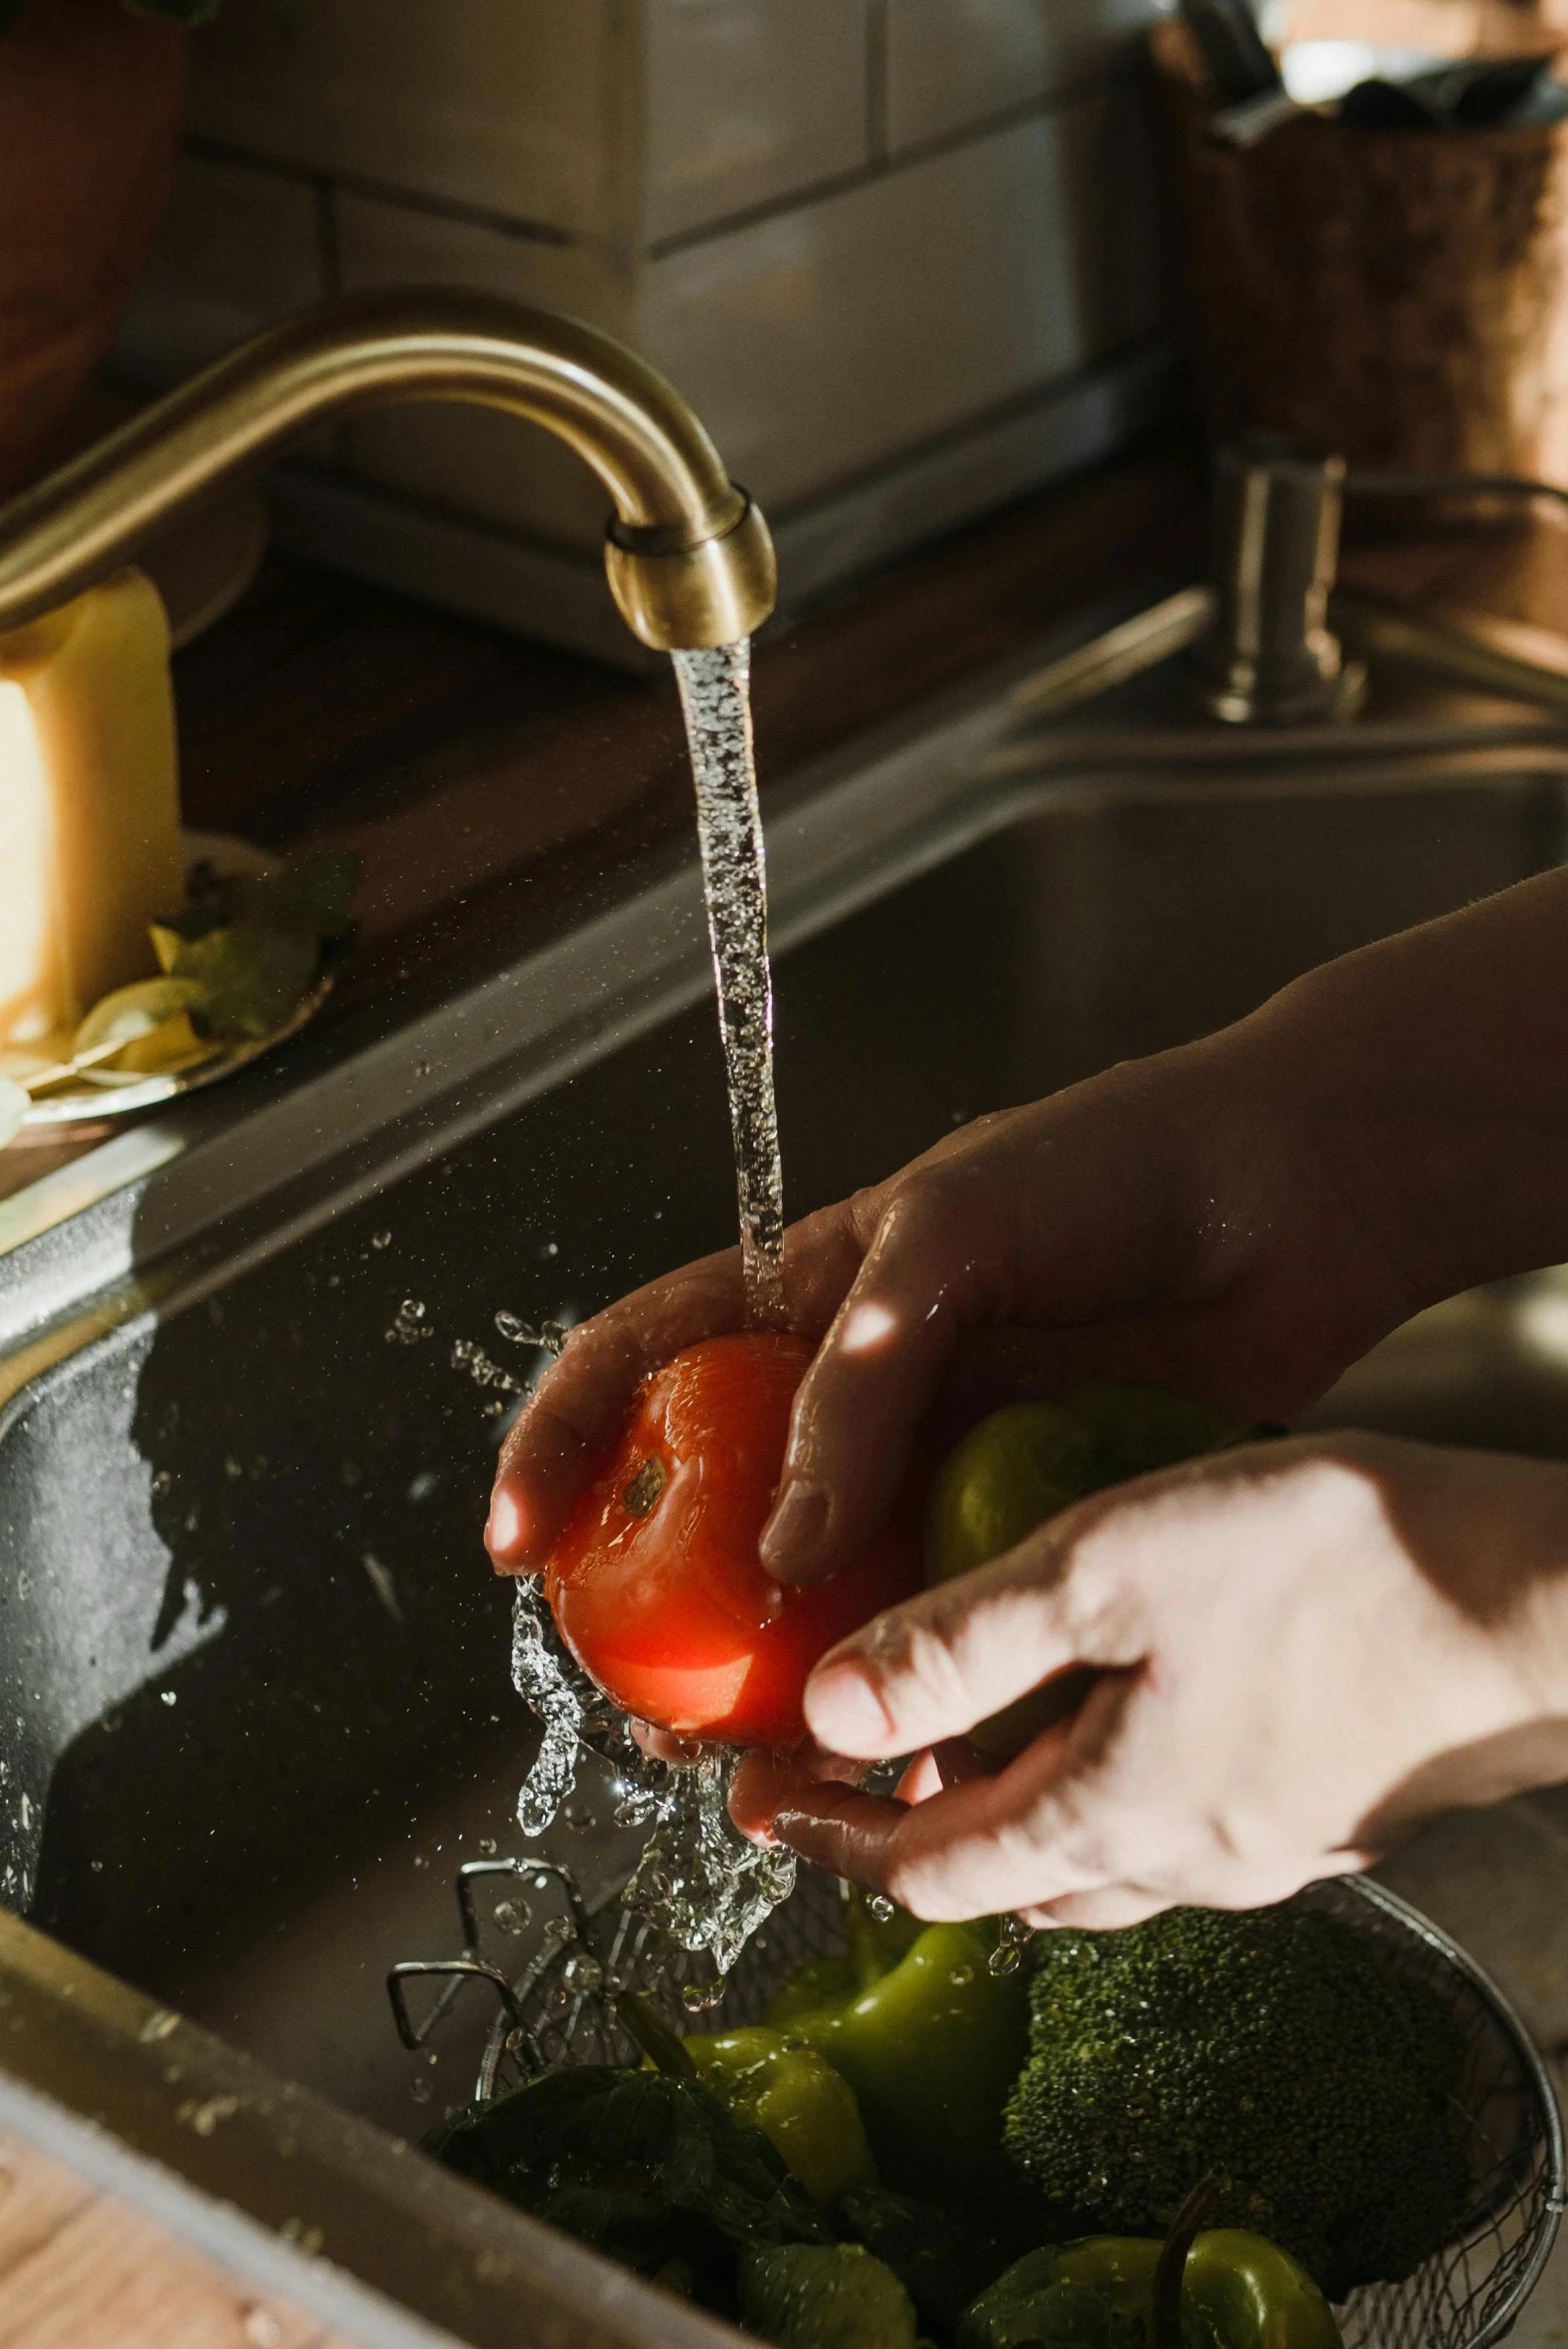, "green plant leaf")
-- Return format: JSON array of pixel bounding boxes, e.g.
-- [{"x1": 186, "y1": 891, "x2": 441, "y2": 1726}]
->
[
  {"x1": 171, "y1": 922, "x2": 319, "y2": 1041},
  {"x1": 157, "y1": 851, "x2": 360, "y2": 947}
]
